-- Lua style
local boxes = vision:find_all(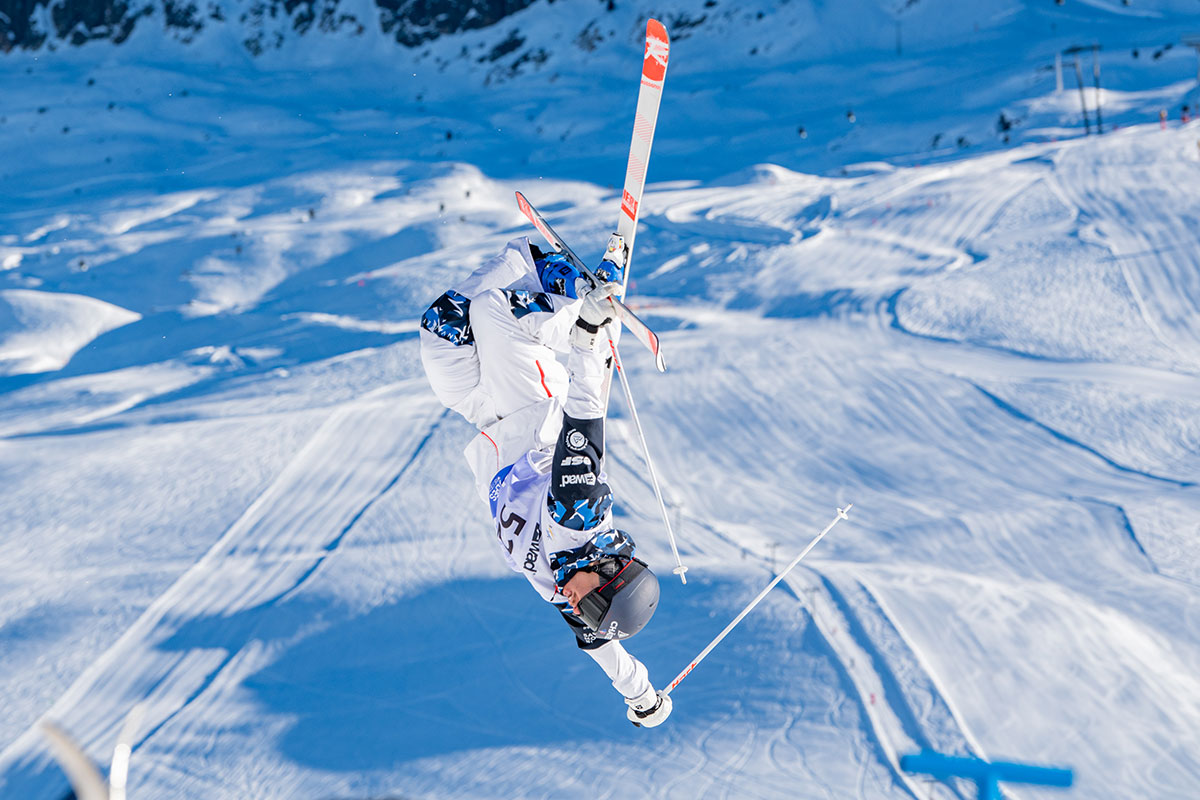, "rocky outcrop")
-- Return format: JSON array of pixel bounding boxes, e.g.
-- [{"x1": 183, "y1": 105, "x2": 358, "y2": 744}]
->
[
  {"x1": 0, "y1": 0, "x2": 541, "y2": 53},
  {"x1": 2, "y1": 0, "x2": 150, "y2": 50},
  {"x1": 377, "y1": 1, "x2": 538, "y2": 48}
]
